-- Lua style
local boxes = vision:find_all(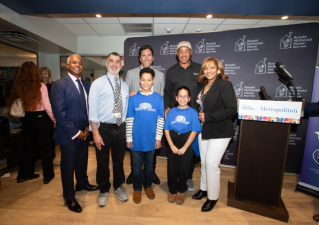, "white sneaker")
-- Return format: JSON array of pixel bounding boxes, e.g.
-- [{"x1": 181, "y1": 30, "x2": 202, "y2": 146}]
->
[
  {"x1": 97, "y1": 192, "x2": 108, "y2": 207},
  {"x1": 187, "y1": 179, "x2": 195, "y2": 191},
  {"x1": 114, "y1": 185, "x2": 128, "y2": 202}
]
